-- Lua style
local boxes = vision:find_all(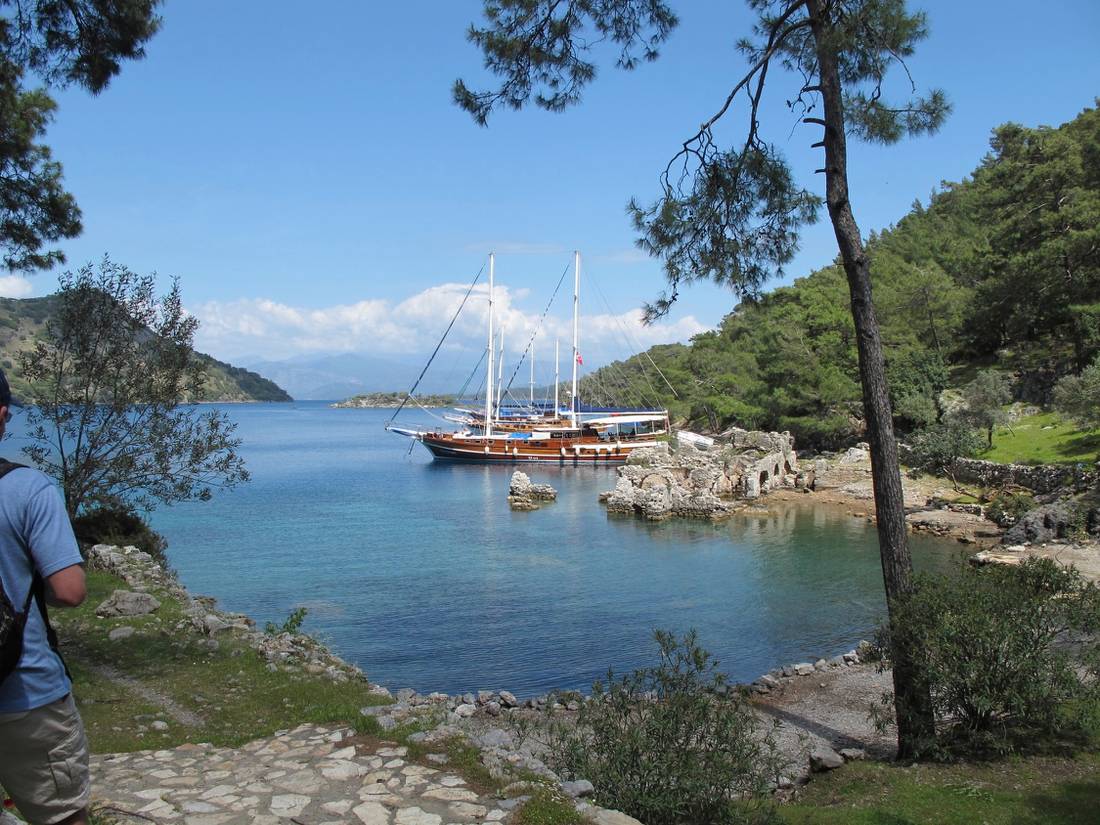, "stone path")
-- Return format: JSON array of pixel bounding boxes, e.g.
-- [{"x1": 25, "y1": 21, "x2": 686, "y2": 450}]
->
[{"x1": 91, "y1": 724, "x2": 515, "y2": 825}]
